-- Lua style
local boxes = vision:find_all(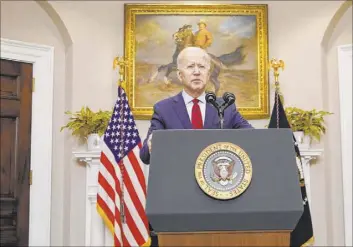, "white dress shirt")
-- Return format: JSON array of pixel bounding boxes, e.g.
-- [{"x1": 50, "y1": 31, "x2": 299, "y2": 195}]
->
[{"x1": 182, "y1": 90, "x2": 206, "y2": 124}]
